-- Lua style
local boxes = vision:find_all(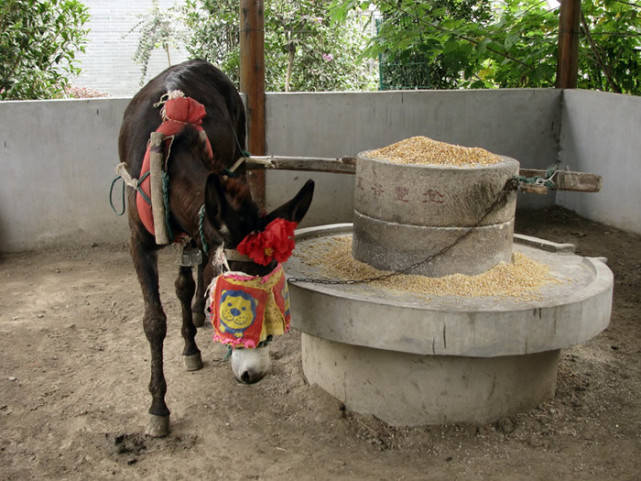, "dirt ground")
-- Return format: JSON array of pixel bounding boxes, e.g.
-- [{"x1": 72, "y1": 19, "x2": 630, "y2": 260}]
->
[{"x1": 1, "y1": 206, "x2": 640, "y2": 481}]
